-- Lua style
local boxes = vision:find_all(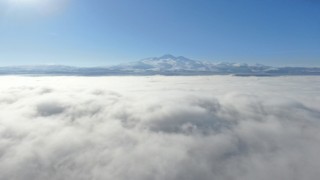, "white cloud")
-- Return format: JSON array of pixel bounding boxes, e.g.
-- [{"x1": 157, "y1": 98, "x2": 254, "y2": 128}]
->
[{"x1": 0, "y1": 75, "x2": 319, "y2": 180}]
